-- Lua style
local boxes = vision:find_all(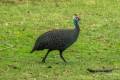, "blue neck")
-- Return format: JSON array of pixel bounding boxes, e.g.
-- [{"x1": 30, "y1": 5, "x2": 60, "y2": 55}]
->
[
  {"x1": 73, "y1": 20, "x2": 80, "y2": 31},
  {"x1": 72, "y1": 19, "x2": 80, "y2": 42}
]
